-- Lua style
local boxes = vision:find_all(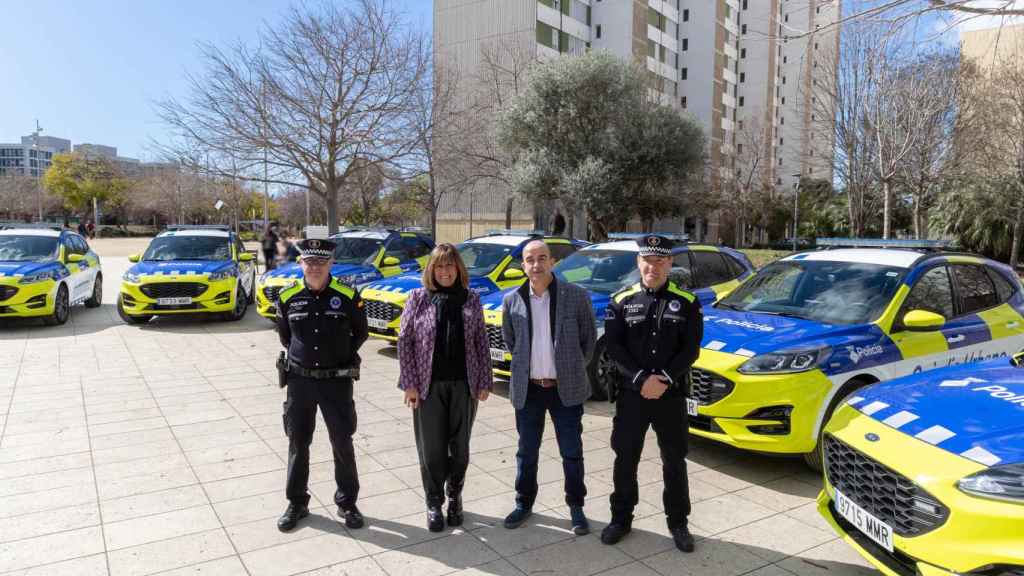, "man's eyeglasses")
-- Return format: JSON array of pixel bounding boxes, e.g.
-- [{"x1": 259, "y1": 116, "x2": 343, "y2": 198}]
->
[{"x1": 302, "y1": 258, "x2": 330, "y2": 267}]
